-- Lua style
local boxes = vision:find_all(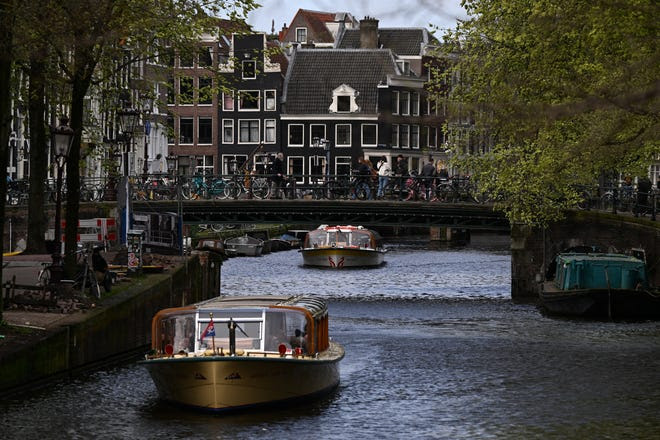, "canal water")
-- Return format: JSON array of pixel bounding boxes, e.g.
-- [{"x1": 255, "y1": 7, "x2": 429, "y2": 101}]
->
[{"x1": 2, "y1": 234, "x2": 660, "y2": 439}]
